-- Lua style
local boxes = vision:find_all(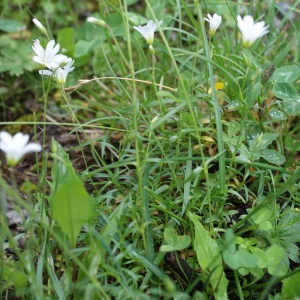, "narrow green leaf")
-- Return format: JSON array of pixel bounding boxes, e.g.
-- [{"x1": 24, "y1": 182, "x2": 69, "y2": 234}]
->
[
  {"x1": 45, "y1": 247, "x2": 65, "y2": 299},
  {"x1": 3, "y1": 265, "x2": 28, "y2": 296},
  {"x1": 273, "y1": 30, "x2": 300, "y2": 65}
]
